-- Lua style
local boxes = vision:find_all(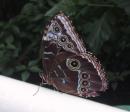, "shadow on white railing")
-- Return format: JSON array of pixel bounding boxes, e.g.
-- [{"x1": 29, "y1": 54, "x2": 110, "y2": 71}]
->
[{"x1": 0, "y1": 75, "x2": 126, "y2": 112}]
